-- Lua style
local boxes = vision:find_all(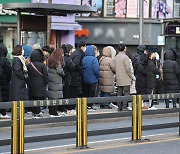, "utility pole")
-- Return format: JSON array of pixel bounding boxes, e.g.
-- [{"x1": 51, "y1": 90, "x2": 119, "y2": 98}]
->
[
  {"x1": 139, "y1": 0, "x2": 144, "y2": 44},
  {"x1": 47, "y1": 0, "x2": 52, "y2": 45}
]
